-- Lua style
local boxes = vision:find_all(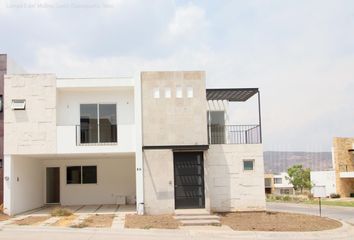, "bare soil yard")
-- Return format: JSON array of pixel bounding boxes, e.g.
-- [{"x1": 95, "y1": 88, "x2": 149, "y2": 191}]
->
[
  {"x1": 13, "y1": 216, "x2": 50, "y2": 226},
  {"x1": 0, "y1": 214, "x2": 9, "y2": 221},
  {"x1": 125, "y1": 214, "x2": 179, "y2": 229},
  {"x1": 52, "y1": 215, "x2": 77, "y2": 227},
  {"x1": 81, "y1": 214, "x2": 115, "y2": 228},
  {"x1": 219, "y1": 211, "x2": 342, "y2": 232}
]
